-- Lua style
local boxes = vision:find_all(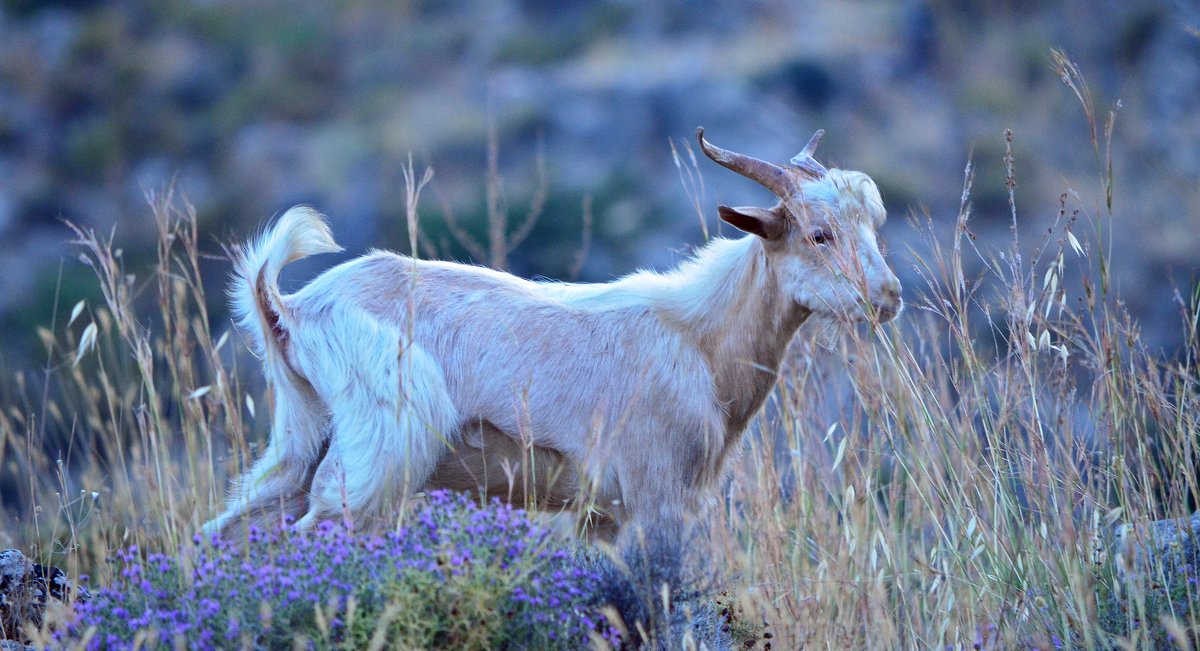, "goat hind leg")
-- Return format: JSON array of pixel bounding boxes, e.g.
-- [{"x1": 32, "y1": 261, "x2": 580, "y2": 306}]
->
[
  {"x1": 202, "y1": 380, "x2": 327, "y2": 538},
  {"x1": 298, "y1": 337, "x2": 458, "y2": 529},
  {"x1": 202, "y1": 437, "x2": 313, "y2": 538}
]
